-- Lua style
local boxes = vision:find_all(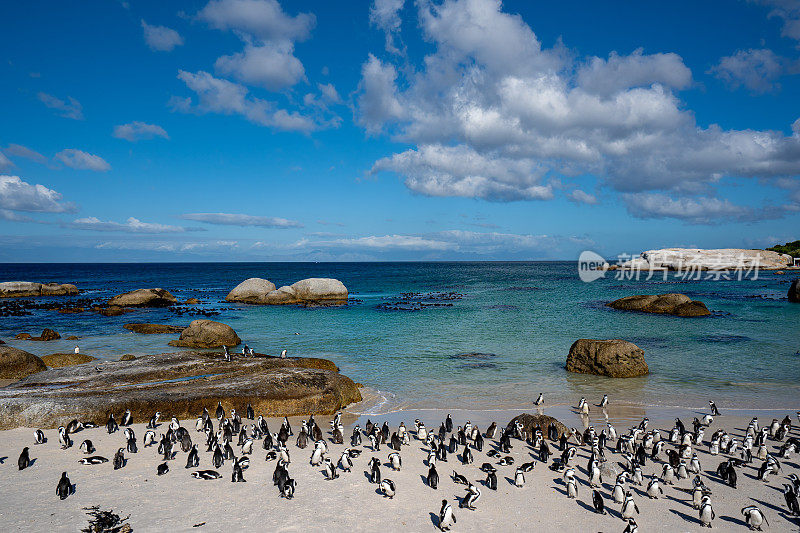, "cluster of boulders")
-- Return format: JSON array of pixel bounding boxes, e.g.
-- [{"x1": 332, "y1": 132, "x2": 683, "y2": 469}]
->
[
  {"x1": 15, "y1": 328, "x2": 61, "y2": 341},
  {"x1": 108, "y1": 288, "x2": 177, "y2": 307},
  {"x1": 614, "y1": 248, "x2": 794, "y2": 270},
  {"x1": 0, "y1": 282, "x2": 79, "y2": 298},
  {"x1": 226, "y1": 277, "x2": 348, "y2": 305},
  {"x1": 607, "y1": 293, "x2": 710, "y2": 317}
]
